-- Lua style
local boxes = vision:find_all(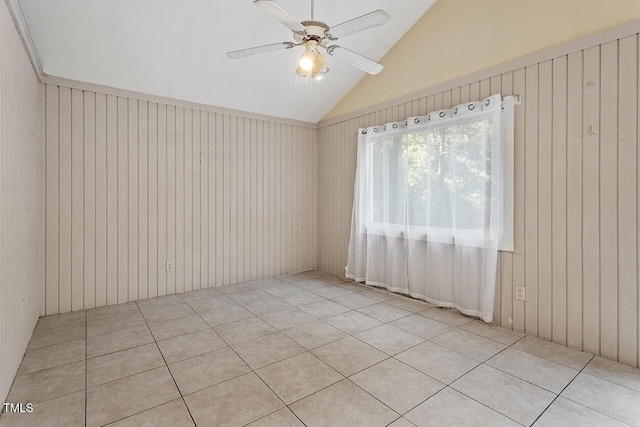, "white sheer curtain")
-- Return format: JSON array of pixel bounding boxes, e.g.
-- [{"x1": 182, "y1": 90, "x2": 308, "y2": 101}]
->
[{"x1": 346, "y1": 94, "x2": 507, "y2": 322}]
